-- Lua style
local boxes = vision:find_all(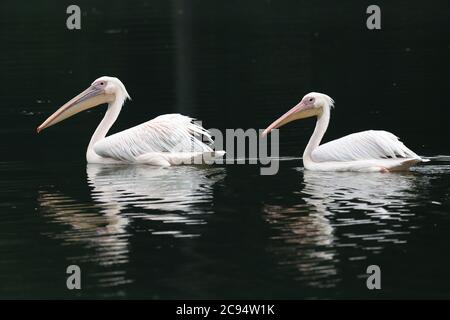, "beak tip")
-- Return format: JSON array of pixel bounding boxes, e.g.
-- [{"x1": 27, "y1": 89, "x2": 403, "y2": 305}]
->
[
  {"x1": 36, "y1": 126, "x2": 42, "y2": 134},
  {"x1": 261, "y1": 129, "x2": 269, "y2": 138}
]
